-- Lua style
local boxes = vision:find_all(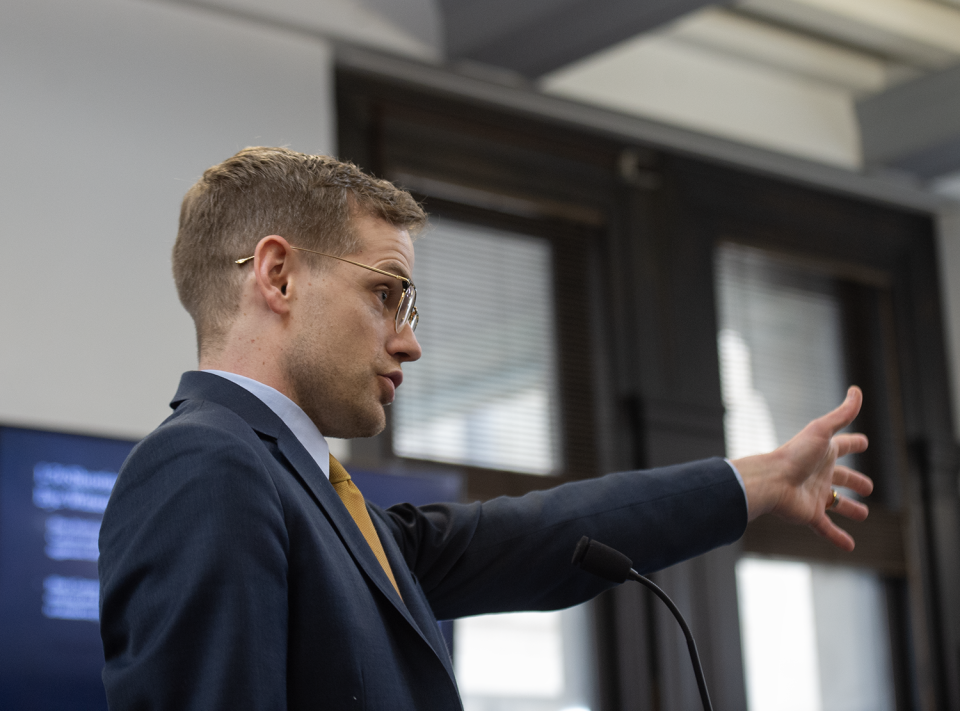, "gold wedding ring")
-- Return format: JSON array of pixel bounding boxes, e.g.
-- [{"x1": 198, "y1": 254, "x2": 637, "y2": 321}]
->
[{"x1": 826, "y1": 488, "x2": 840, "y2": 511}]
